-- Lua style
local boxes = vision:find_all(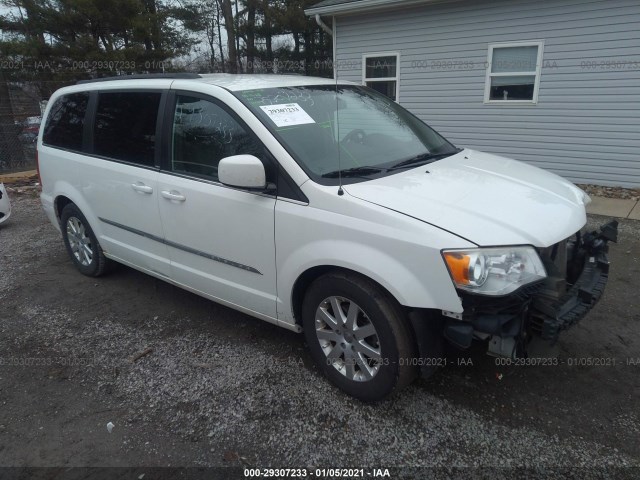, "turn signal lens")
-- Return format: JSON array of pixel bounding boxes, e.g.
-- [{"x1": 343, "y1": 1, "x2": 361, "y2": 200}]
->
[
  {"x1": 443, "y1": 252, "x2": 470, "y2": 285},
  {"x1": 443, "y1": 252, "x2": 490, "y2": 288}
]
